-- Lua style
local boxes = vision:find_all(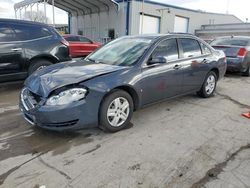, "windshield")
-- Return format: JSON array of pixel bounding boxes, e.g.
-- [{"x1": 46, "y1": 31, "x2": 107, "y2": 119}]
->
[
  {"x1": 86, "y1": 37, "x2": 152, "y2": 66},
  {"x1": 211, "y1": 38, "x2": 250, "y2": 46}
]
